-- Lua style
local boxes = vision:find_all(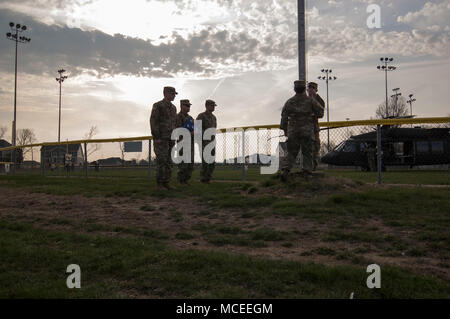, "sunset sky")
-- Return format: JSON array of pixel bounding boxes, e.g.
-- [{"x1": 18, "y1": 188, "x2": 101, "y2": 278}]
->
[{"x1": 0, "y1": 0, "x2": 449, "y2": 158}]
